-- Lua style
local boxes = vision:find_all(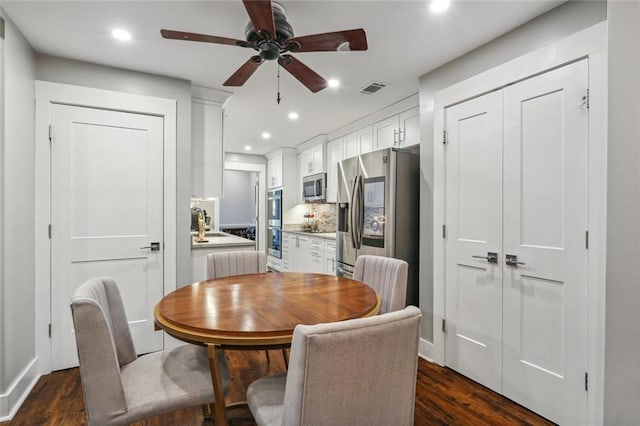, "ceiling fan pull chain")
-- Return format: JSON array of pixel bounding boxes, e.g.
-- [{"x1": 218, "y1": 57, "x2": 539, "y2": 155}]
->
[{"x1": 276, "y1": 64, "x2": 282, "y2": 104}]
